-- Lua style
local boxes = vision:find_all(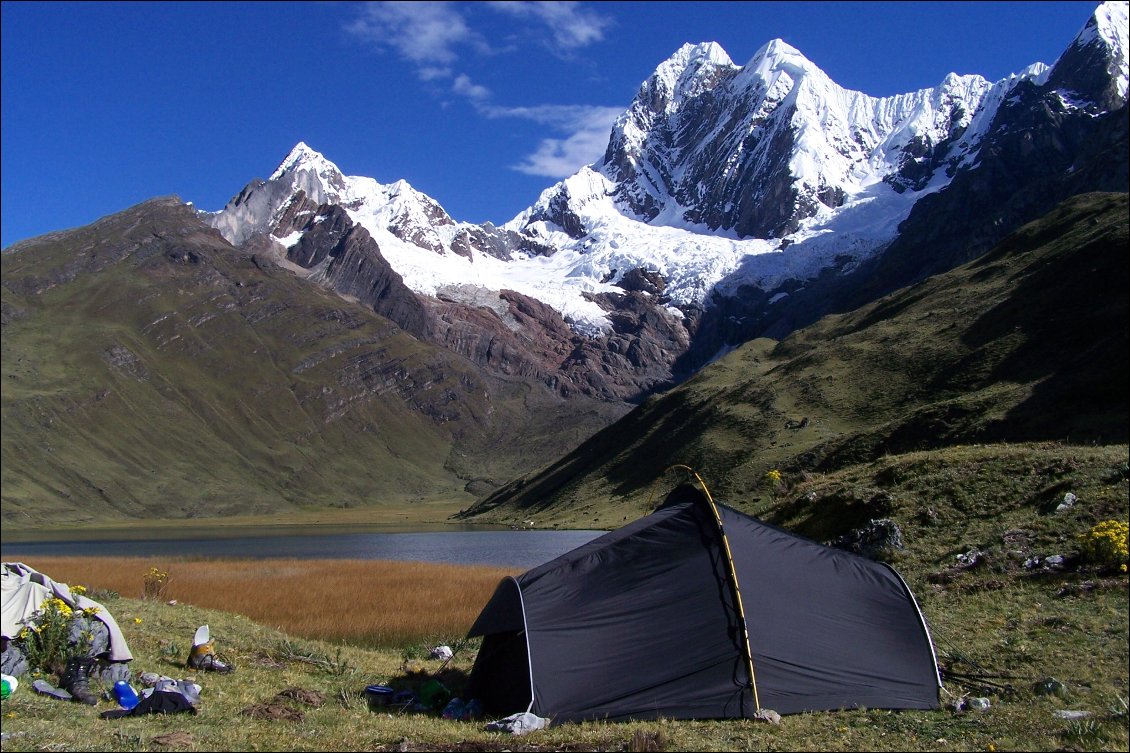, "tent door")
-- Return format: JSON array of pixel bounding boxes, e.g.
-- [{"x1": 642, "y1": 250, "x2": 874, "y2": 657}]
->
[{"x1": 466, "y1": 629, "x2": 532, "y2": 717}]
